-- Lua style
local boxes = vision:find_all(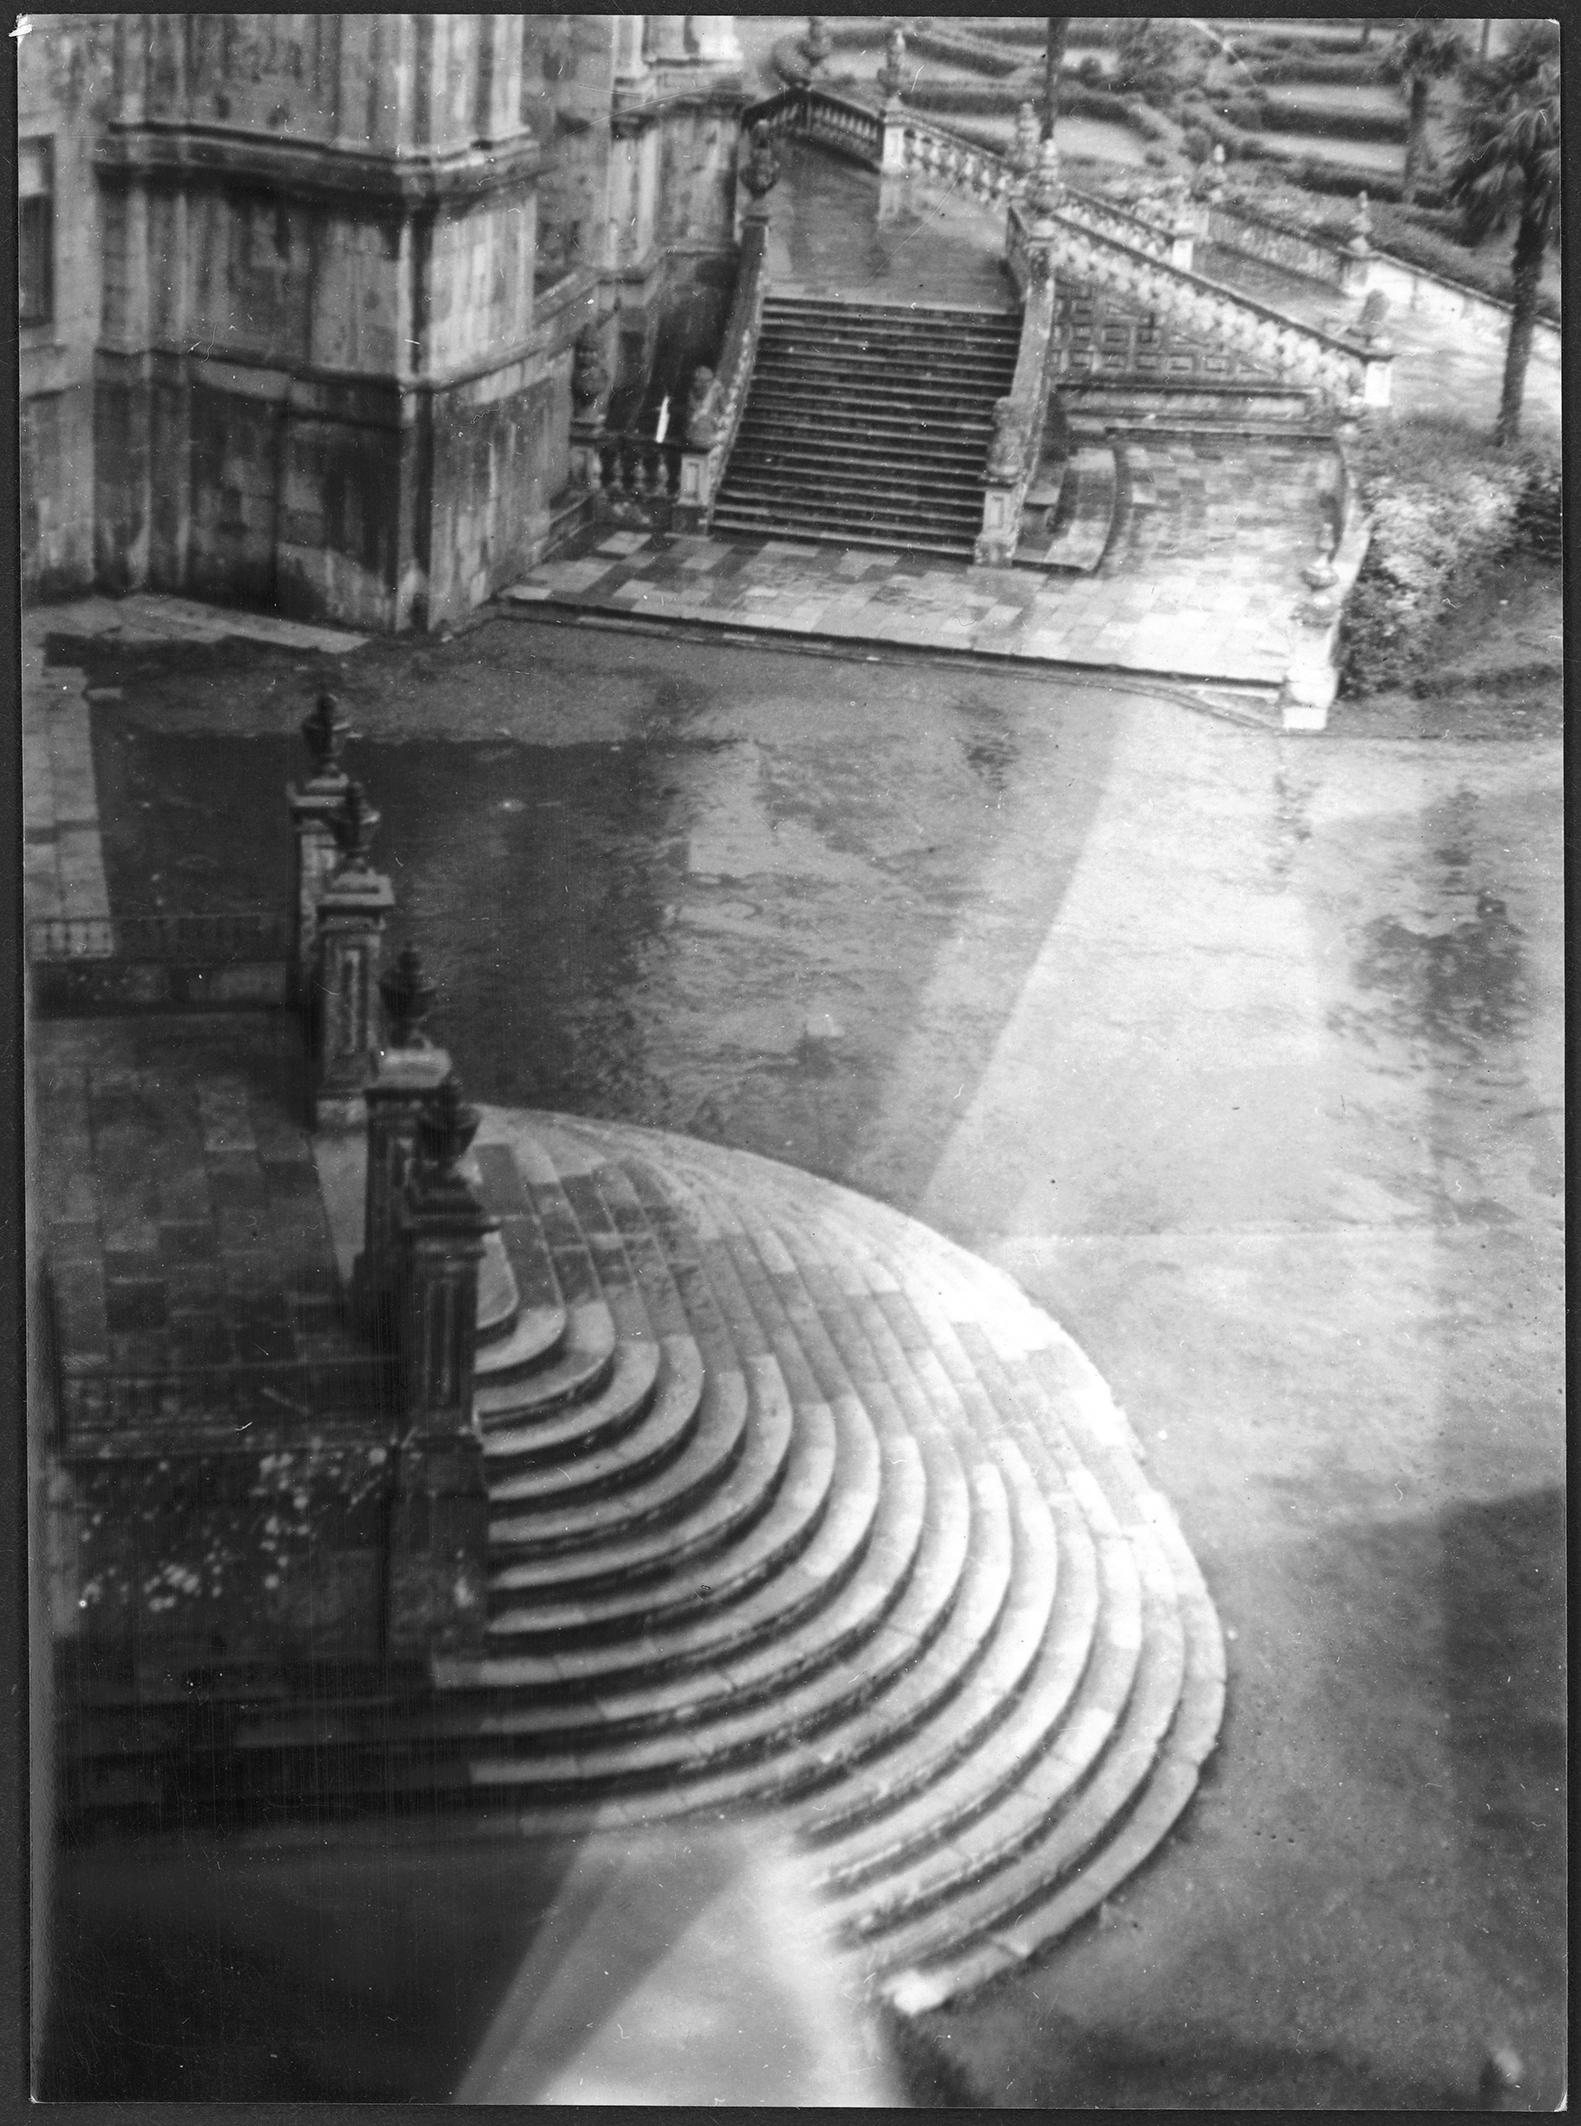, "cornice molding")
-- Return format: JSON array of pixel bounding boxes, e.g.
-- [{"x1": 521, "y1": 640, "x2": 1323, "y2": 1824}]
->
[{"x1": 95, "y1": 122, "x2": 544, "y2": 211}]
